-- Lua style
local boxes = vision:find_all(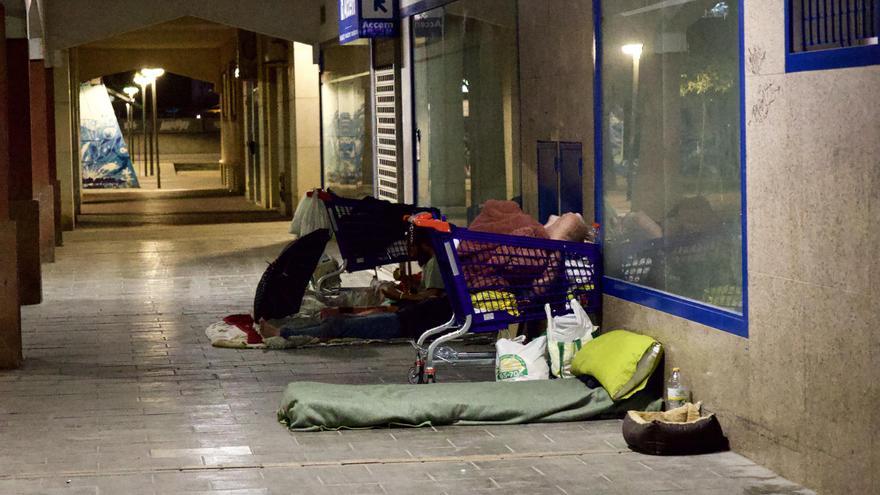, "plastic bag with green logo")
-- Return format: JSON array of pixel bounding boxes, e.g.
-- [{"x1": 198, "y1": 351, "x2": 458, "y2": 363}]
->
[
  {"x1": 495, "y1": 335, "x2": 549, "y2": 382},
  {"x1": 546, "y1": 299, "x2": 597, "y2": 379}
]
